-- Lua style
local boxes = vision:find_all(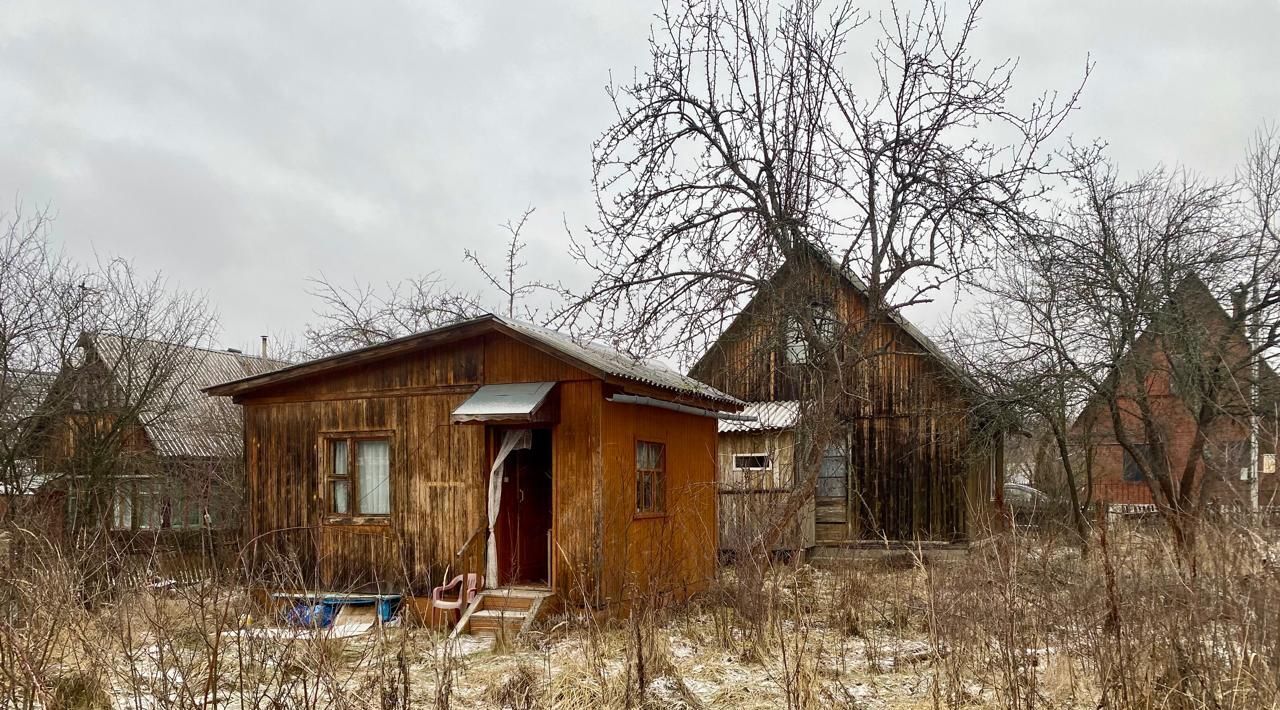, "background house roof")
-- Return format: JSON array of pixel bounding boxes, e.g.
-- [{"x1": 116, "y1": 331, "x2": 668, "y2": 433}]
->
[{"x1": 87, "y1": 334, "x2": 289, "y2": 458}]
